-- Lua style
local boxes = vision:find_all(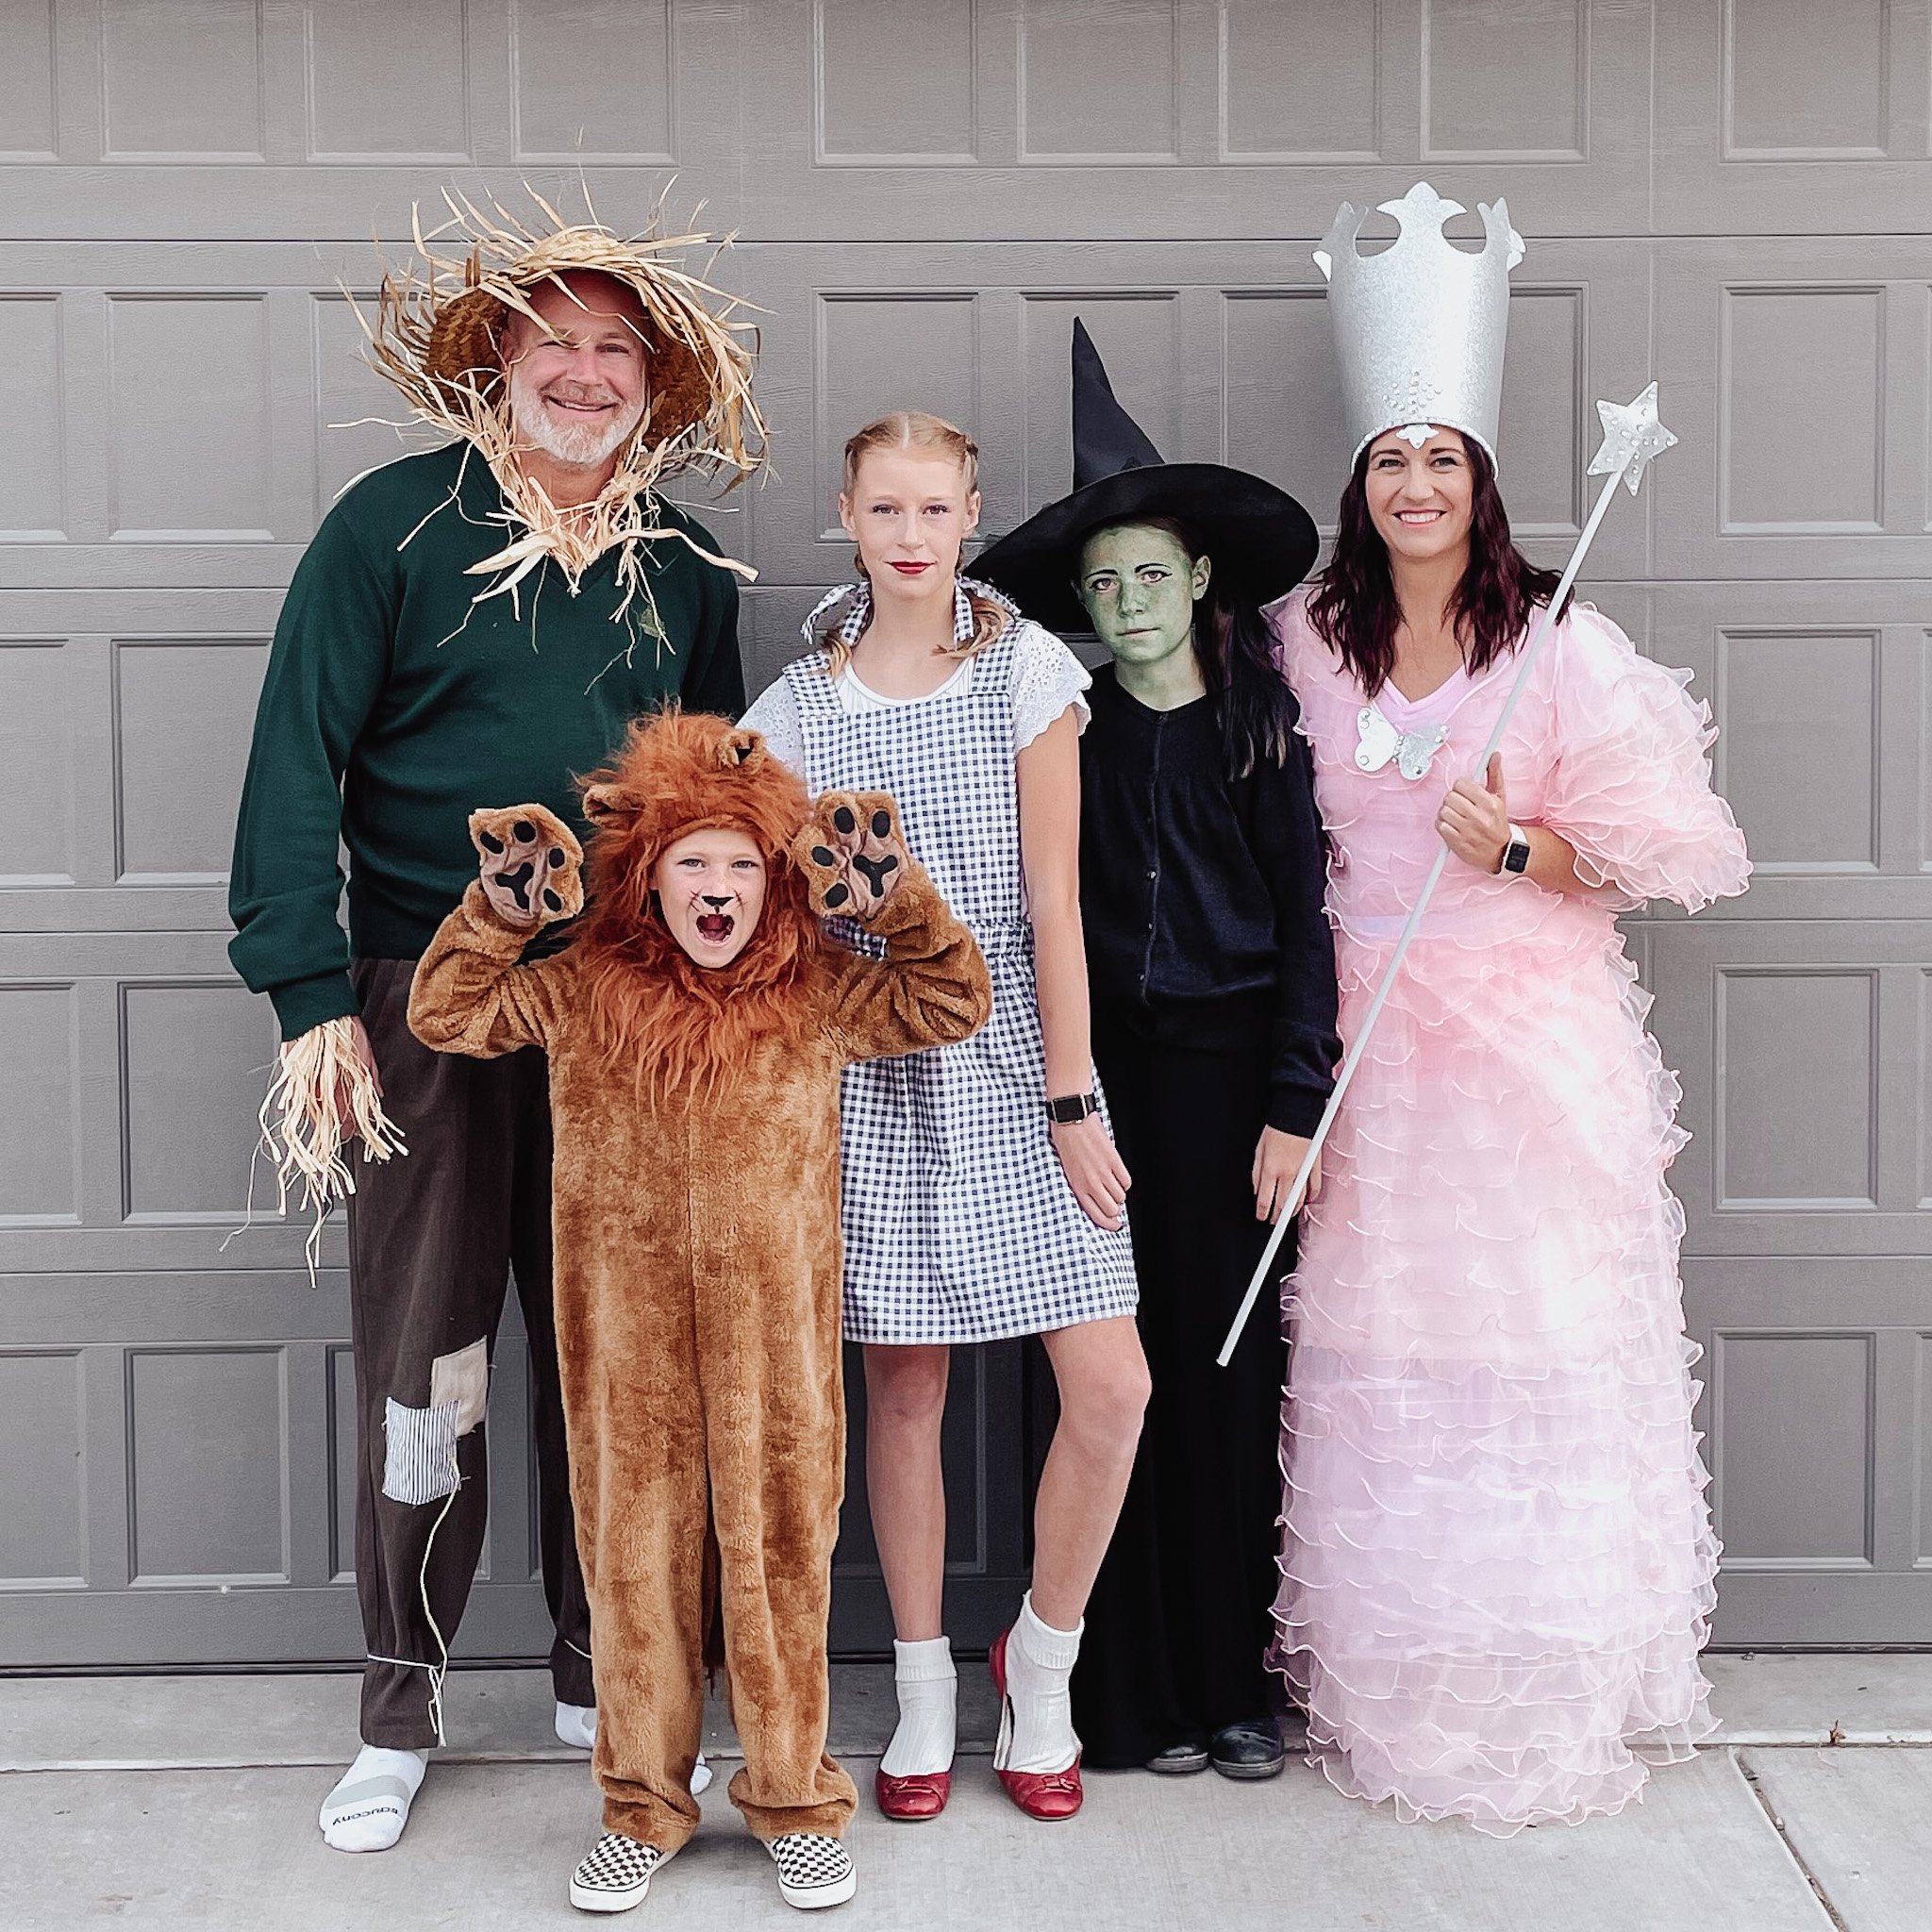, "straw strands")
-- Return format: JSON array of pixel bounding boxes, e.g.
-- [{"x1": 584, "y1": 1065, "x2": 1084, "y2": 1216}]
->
[{"x1": 351, "y1": 185, "x2": 767, "y2": 642}]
